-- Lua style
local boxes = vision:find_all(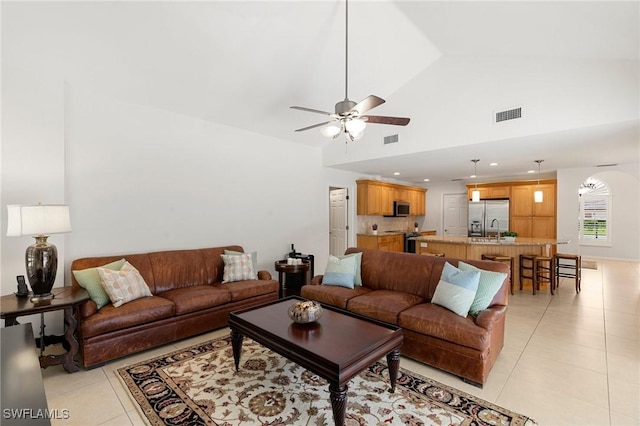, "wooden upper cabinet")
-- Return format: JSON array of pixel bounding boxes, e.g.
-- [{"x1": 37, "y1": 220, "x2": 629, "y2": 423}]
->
[
  {"x1": 357, "y1": 180, "x2": 426, "y2": 216},
  {"x1": 466, "y1": 185, "x2": 510, "y2": 200},
  {"x1": 532, "y1": 184, "x2": 556, "y2": 217},
  {"x1": 509, "y1": 182, "x2": 556, "y2": 238},
  {"x1": 406, "y1": 188, "x2": 426, "y2": 215}
]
